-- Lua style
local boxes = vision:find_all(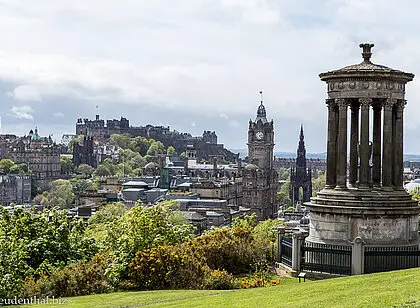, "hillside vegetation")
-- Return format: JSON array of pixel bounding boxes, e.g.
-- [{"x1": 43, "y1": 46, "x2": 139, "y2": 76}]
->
[{"x1": 25, "y1": 267, "x2": 420, "y2": 307}]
